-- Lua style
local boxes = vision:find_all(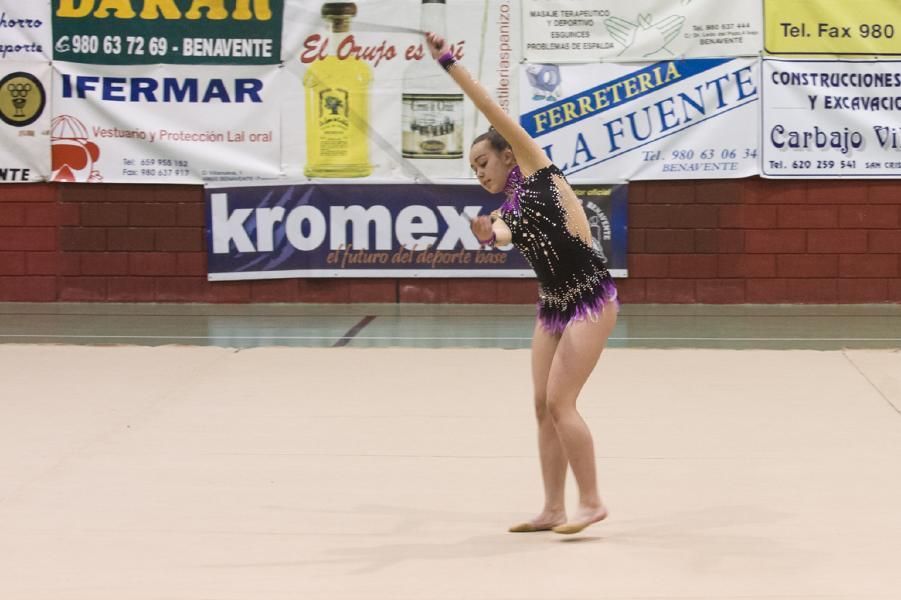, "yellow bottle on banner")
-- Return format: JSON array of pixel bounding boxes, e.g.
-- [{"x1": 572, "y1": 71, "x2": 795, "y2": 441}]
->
[{"x1": 304, "y1": 2, "x2": 372, "y2": 178}]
